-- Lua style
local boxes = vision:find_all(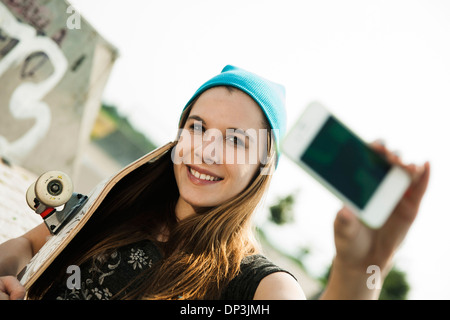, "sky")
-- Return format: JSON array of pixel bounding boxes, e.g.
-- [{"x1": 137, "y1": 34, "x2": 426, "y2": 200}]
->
[{"x1": 70, "y1": 0, "x2": 450, "y2": 299}]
